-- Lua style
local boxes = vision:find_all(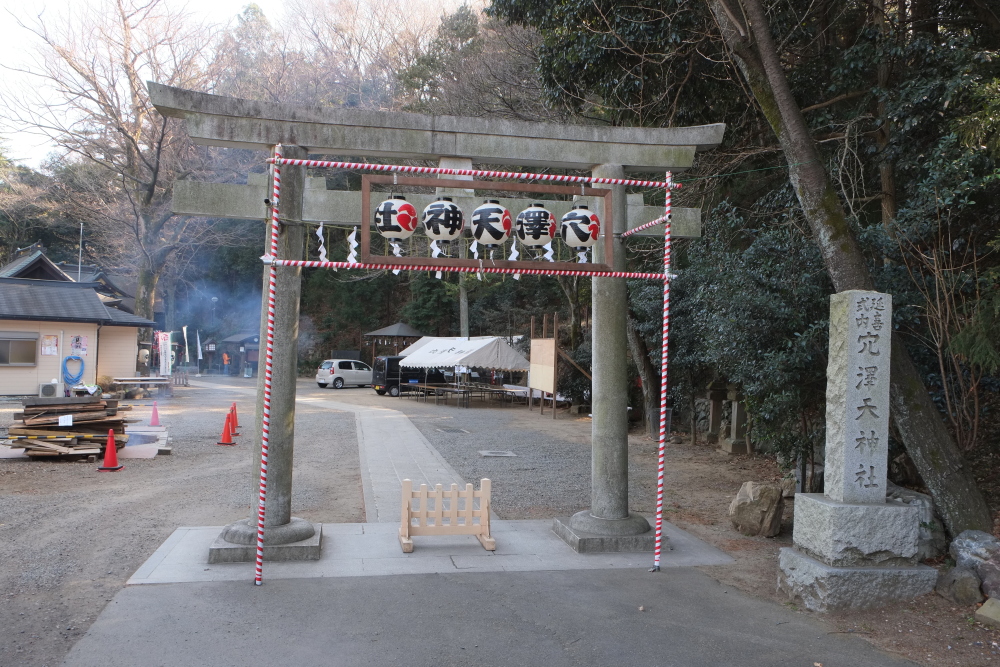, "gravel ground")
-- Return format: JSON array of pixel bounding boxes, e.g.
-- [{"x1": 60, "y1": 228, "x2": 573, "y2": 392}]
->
[
  {"x1": 0, "y1": 383, "x2": 362, "y2": 667},
  {"x1": 4, "y1": 379, "x2": 999, "y2": 666},
  {"x1": 317, "y1": 387, "x2": 653, "y2": 519}
]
